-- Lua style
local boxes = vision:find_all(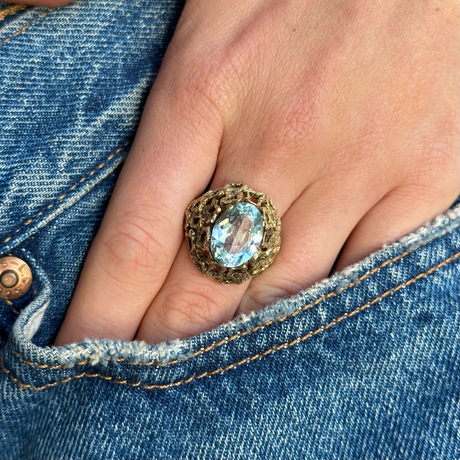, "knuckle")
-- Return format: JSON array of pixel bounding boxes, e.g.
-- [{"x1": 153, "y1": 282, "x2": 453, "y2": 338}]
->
[
  {"x1": 174, "y1": 58, "x2": 232, "y2": 120},
  {"x1": 260, "y1": 97, "x2": 319, "y2": 154},
  {"x1": 154, "y1": 286, "x2": 225, "y2": 339},
  {"x1": 250, "y1": 282, "x2": 296, "y2": 307},
  {"x1": 404, "y1": 120, "x2": 459, "y2": 191},
  {"x1": 255, "y1": 72, "x2": 323, "y2": 157},
  {"x1": 163, "y1": 68, "x2": 227, "y2": 139},
  {"x1": 98, "y1": 217, "x2": 168, "y2": 286},
  {"x1": 172, "y1": 38, "x2": 259, "y2": 123}
]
